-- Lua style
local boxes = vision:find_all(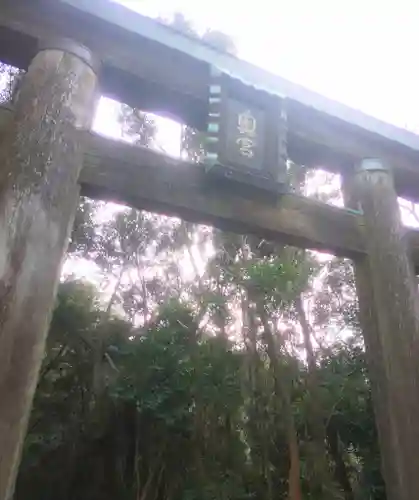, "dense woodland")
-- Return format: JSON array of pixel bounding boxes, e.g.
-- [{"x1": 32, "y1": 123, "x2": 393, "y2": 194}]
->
[{"x1": 1, "y1": 14, "x2": 387, "y2": 500}]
